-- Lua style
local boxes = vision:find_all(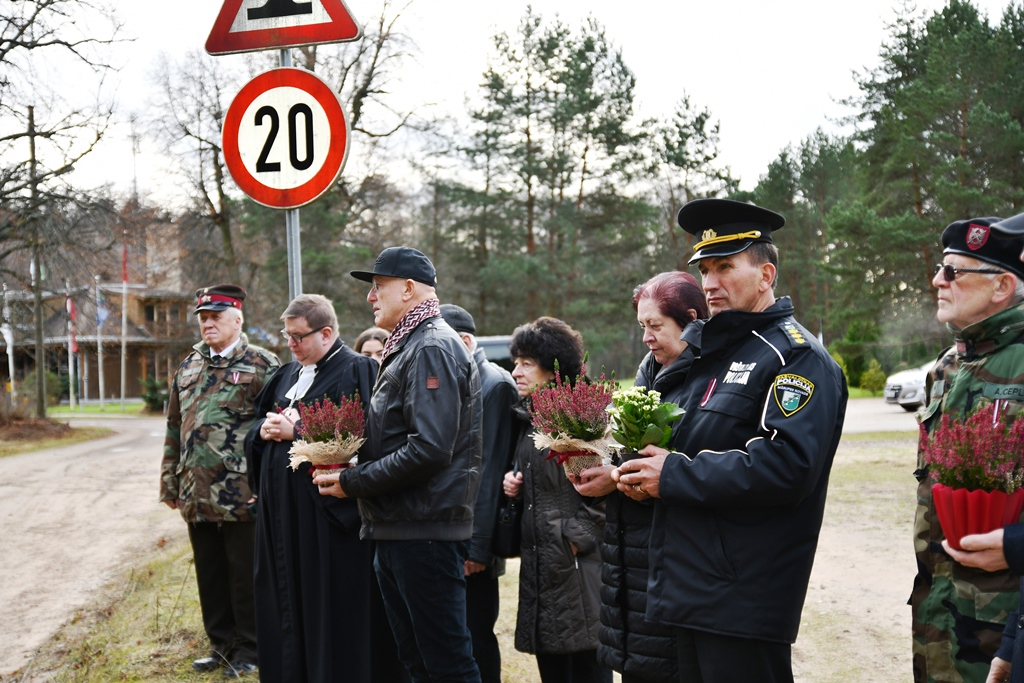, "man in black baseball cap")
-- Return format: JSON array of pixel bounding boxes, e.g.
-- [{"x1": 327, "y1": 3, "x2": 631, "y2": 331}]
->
[
  {"x1": 318, "y1": 247, "x2": 484, "y2": 682},
  {"x1": 350, "y1": 246, "x2": 437, "y2": 287}
]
